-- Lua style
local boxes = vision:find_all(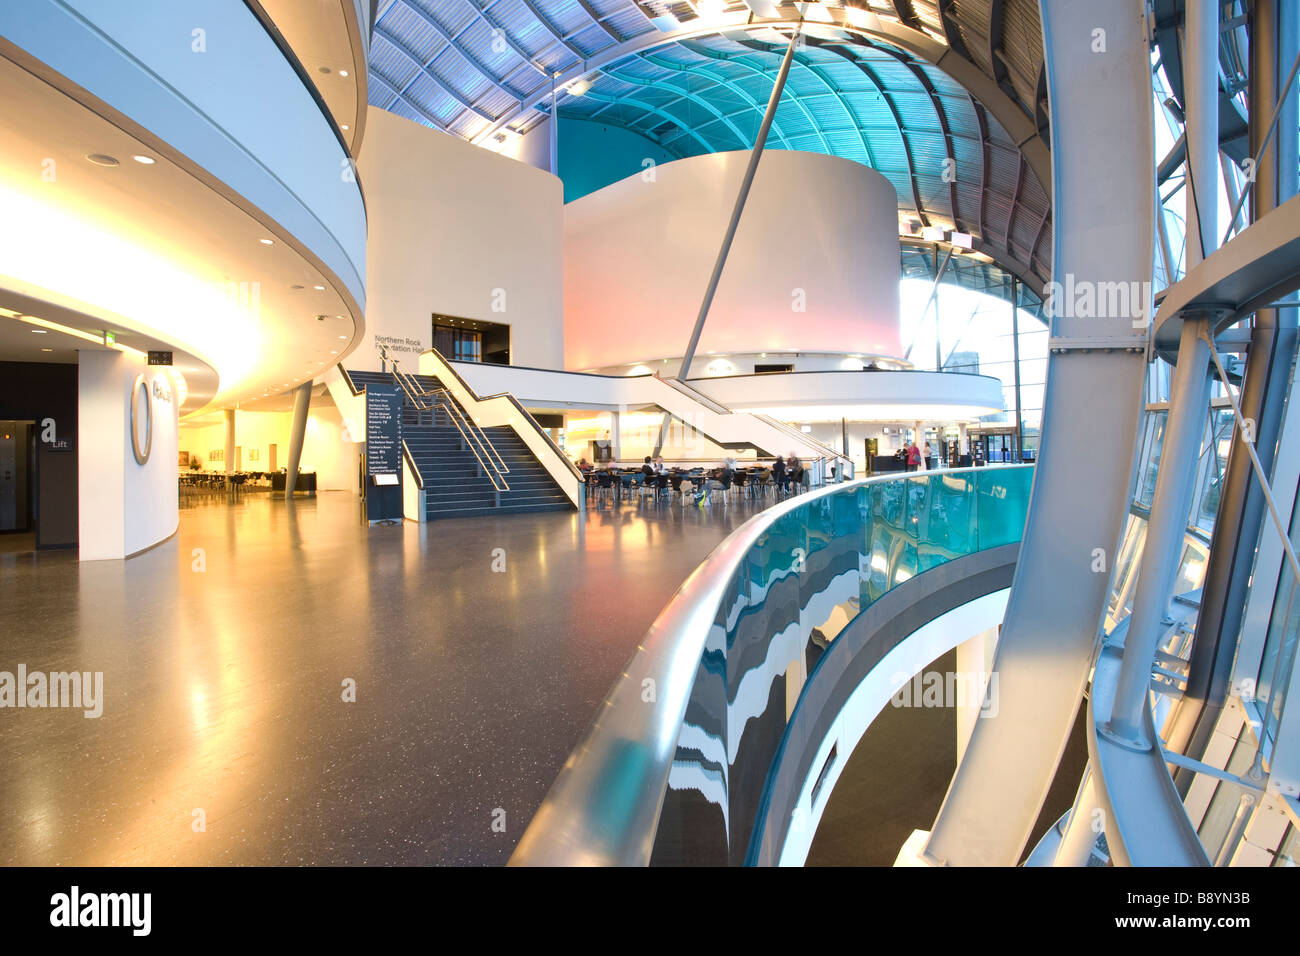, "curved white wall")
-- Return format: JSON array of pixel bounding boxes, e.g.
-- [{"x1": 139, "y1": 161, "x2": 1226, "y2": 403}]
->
[
  {"x1": 564, "y1": 150, "x2": 902, "y2": 371},
  {"x1": 358, "y1": 106, "x2": 564, "y2": 371},
  {"x1": 0, "y1": 0, "x2": 366, "y2": 311}
]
